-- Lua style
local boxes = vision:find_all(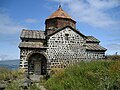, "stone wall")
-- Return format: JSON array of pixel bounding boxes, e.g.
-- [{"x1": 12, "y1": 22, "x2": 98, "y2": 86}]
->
[
  {"x1": 19, "y1": 48, "x2": 29, "y2": 70},
  {"x1": 19, "y1": 48, "x2": 47, "y2": 72},
  {"x1": 46, "y1": 27, "x2": 86, "y2": 69},
  {"x1": 85, "y1": 51, "x2": 105, "y2": 60}
]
